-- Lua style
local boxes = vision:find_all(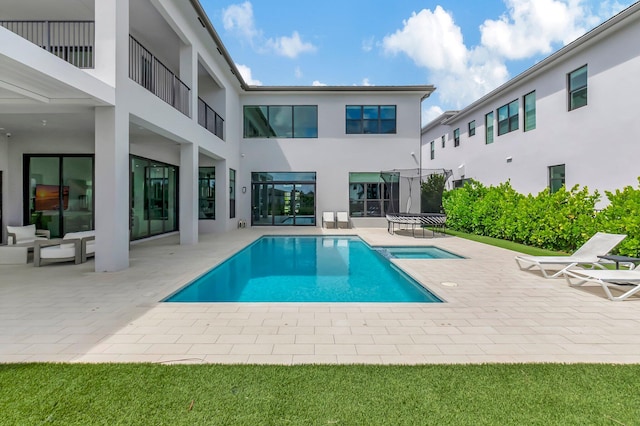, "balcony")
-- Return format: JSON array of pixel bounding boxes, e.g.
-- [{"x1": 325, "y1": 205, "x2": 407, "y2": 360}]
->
[
  {"x1": 198, "y1": 98, "x2": 224, "y2": 140},
  {"x1": 129, "y1": 35, "x2": 190, "y2": 117},
  {"x1": 0, "y1": 20, "x2": 94, "y2": 68}
]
